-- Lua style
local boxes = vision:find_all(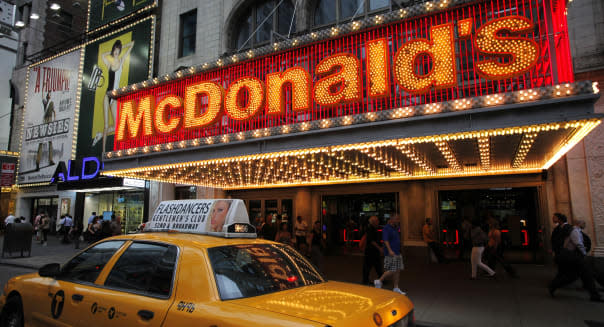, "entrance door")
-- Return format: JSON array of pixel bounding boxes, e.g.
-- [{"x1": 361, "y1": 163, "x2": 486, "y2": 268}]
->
[
  {"x1": 321, "y1": 193, "x2": 398, "y2": 253},
  {"x1": 438, "y1": 187, "x2": 542, "y2": 263},
  {"x1": 32, "y1": 197, "x2": 59, "y2": 230}
]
